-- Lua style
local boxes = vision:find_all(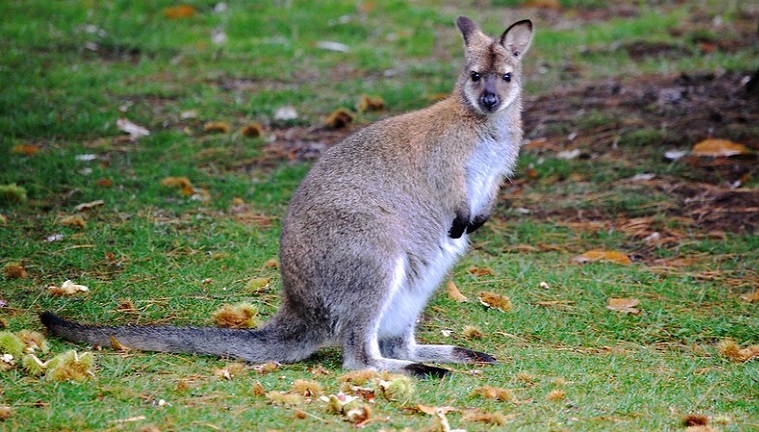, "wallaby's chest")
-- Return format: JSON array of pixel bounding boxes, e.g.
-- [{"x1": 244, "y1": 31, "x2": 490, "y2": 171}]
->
[{"x1": 465, "y1": 131, "x2": 517, "y2": 216}]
